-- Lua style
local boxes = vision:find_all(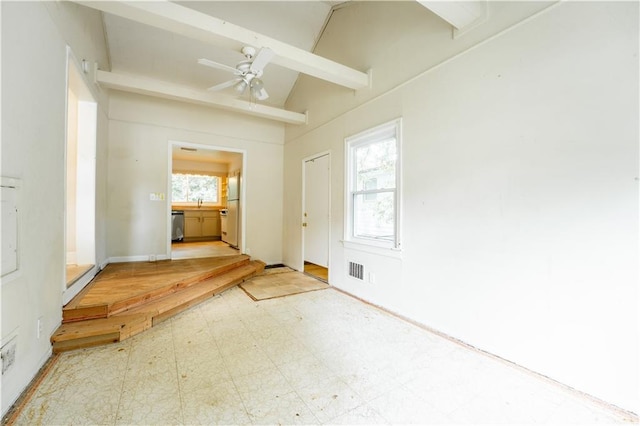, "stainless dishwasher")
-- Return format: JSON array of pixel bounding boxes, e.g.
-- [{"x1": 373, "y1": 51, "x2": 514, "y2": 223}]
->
[{"x1": 171, "y1": 210, "x2": 184, "y2": 242}]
